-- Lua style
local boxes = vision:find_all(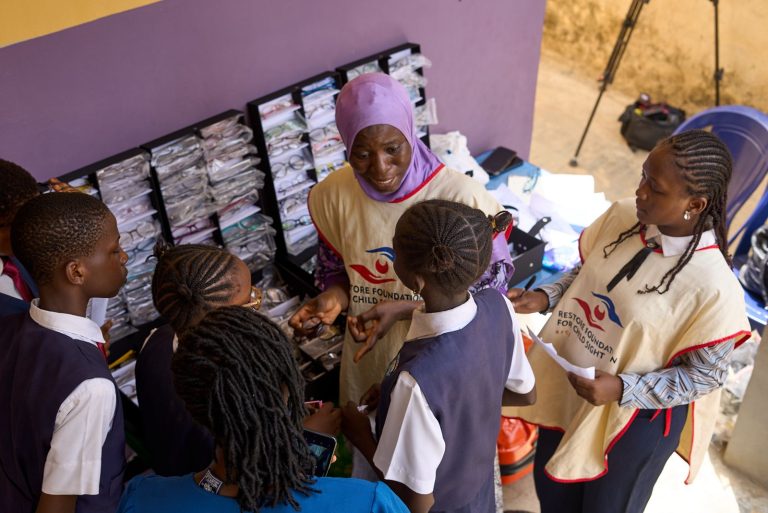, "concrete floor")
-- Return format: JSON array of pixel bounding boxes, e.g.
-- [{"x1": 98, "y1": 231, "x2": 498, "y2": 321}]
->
[{"x1": 502, "y1": 51, "x2": 768, "y2": 513}]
